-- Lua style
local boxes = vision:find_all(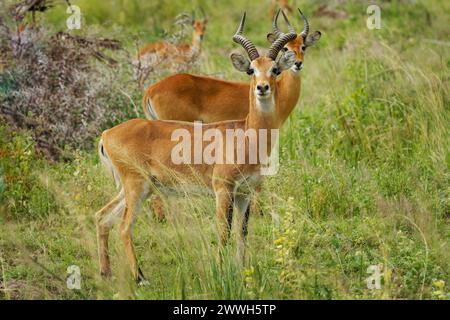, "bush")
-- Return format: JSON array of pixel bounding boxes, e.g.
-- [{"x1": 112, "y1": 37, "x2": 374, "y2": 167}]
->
[
  {"x1": 0, "y1": 126, "x2": 57, "y2": 219},
  {"x1": 0, "y1": 5, "x2": 138, "y2": 160}
]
